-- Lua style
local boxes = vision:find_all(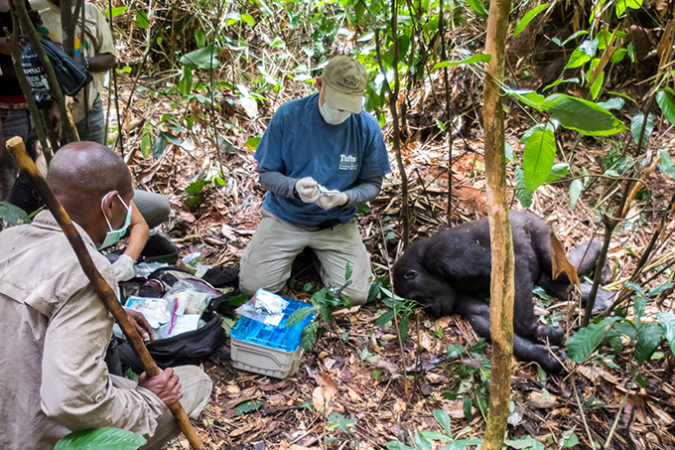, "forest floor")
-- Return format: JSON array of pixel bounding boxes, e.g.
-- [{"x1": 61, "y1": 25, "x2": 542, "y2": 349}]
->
[{"x1": 106, "y1": 45, "x2": 675, "y2": 450}]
